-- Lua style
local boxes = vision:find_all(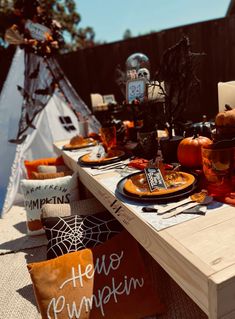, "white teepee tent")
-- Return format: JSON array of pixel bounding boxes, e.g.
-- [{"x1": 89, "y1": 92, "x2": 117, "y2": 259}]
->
[{"x1": 0, "y1": 48, "x2": 100, "y2": 216}]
